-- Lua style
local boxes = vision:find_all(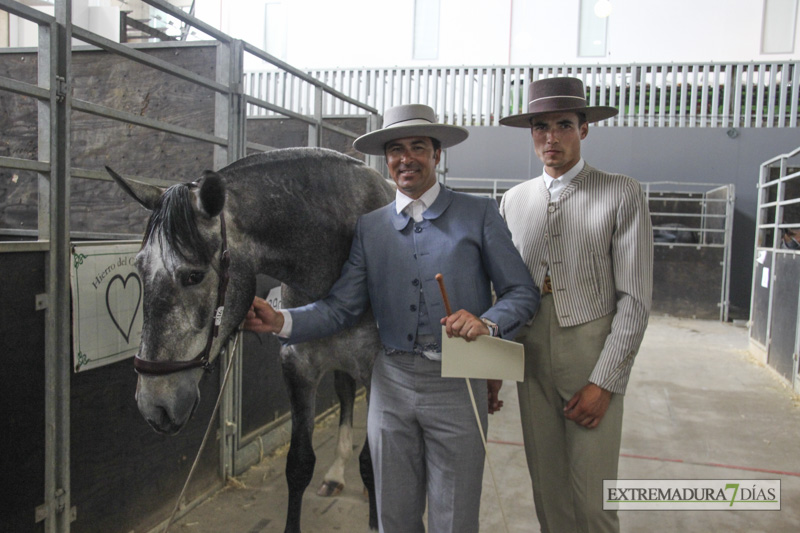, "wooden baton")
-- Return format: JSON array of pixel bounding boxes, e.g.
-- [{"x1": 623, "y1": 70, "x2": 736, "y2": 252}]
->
[{"x1": 435, "y1": 273, "x2": 453, "y2": 316}]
